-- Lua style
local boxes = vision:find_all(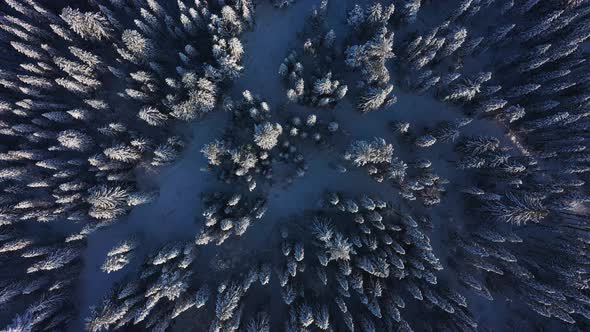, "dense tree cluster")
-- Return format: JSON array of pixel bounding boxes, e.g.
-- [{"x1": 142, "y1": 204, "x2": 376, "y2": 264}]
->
[
  {"x1": 344, "y1": 137, "x2": 447, "y2": 206},
  {"x1": 0, "y1": 231, "x2": 82, "y2": 330},
  {"x1": 266, "y1": 192, "x2": 473, "y2": 331},
  {"x1": 345, "y1": 2, "x2": 397, "y2": 113},
  {"x1": 0, "y1": 0, "x2": 253, "y2": 329},
  {"x1": 86, "y1": 240, "x2": 207, "y2": 331},
  {"x1": 200, "y1": 90, "x2": 307, "y2": 191},
  {"x1": 89, "y1": 192, "x2": 476, "y2": 331},
  {"x1": 195, "y1": 191, "x2": 267, "y2": 246},
  {"x1": 279, "y1": 52, "x2": 348, "y2": 107},
  {"x1": 277, "y1": 1, "x2": 349, "y2": 109},
  {"x1": 0, "y1": 0, "x2": 253, "y2": 229}
]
